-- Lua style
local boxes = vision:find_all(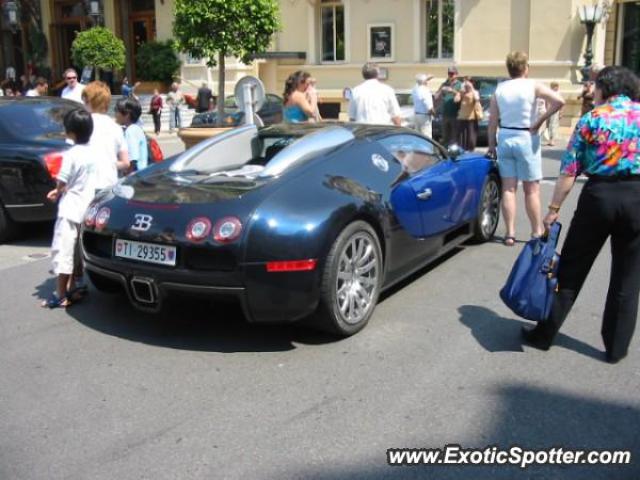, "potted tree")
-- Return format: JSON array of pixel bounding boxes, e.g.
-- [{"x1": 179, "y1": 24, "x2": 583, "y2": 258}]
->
[
  {"x1": 135, "y1": 40, "x2": 181, "y2": 94},
  {"x1": 173, "y1": 0, "x2": 280, "y2": 148},
  {"x1": 70, "y1": 27, "x2": 125, "y2": 84}
]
